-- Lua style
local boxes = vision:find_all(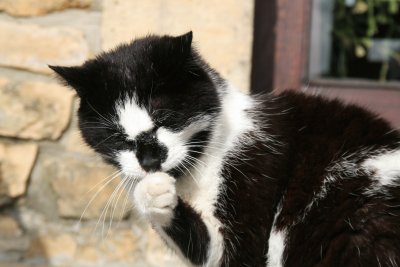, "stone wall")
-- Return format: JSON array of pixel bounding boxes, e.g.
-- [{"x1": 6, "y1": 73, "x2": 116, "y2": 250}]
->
[{"x1": 0, "y1": 1, "x2": 254, "y2": 266}]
